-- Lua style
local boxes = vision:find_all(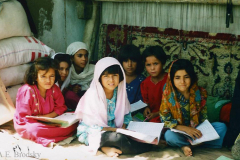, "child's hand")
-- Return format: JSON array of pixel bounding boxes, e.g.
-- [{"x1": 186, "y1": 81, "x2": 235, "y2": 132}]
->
[
  {"x1": 143, "y1": 107, "x2": 151, "y2": 117},
  {"x1": 183, "y1": 126, "x2": 202, "y2": 140},
  {"x1": 121, "y1": 124, "x2": 127, "y2": 129},
  {"x1": 72, "y1": 85, "x2": 81, "y2": 93},
  {"x1": 146, "y1": 112, "x2": 159, "y2": 120}
]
